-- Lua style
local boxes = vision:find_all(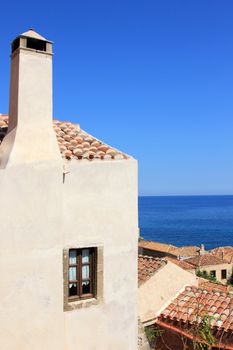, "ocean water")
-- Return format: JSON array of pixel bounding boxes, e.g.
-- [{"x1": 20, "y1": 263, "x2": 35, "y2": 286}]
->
[{"x1": 138, "y1": 195, "x2": 233, "y2": 250}]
